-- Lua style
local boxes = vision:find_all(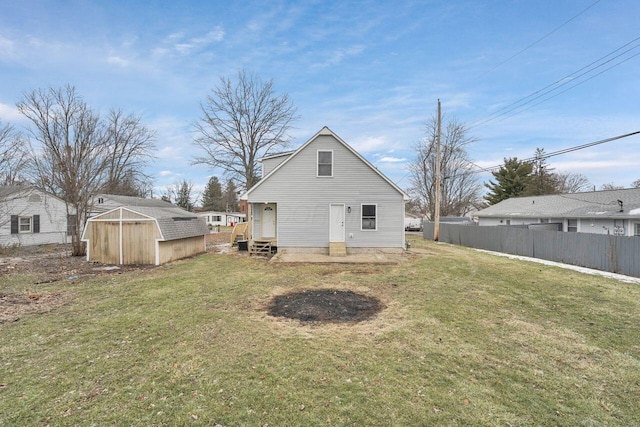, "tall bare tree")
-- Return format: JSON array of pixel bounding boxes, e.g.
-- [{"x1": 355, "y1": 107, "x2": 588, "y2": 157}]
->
[
  {"x1": 0, "y1": 121, "x2": 29, "y2": 185},
  {"x1": 103, "y1": 109, "x2": 156, "y2": 196},
  {"x1": 409, "y1": 112, "x2": 481, "y2": 219},
  {"x1": 193, "y1": 70, "x2": 299, "y2": 190},
  {"x1": 17, "y1": 85, "x2": 108, "y2": 255},
  {"x1": 17, "y1": 85, "x2": 157, "y2": 256}
]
